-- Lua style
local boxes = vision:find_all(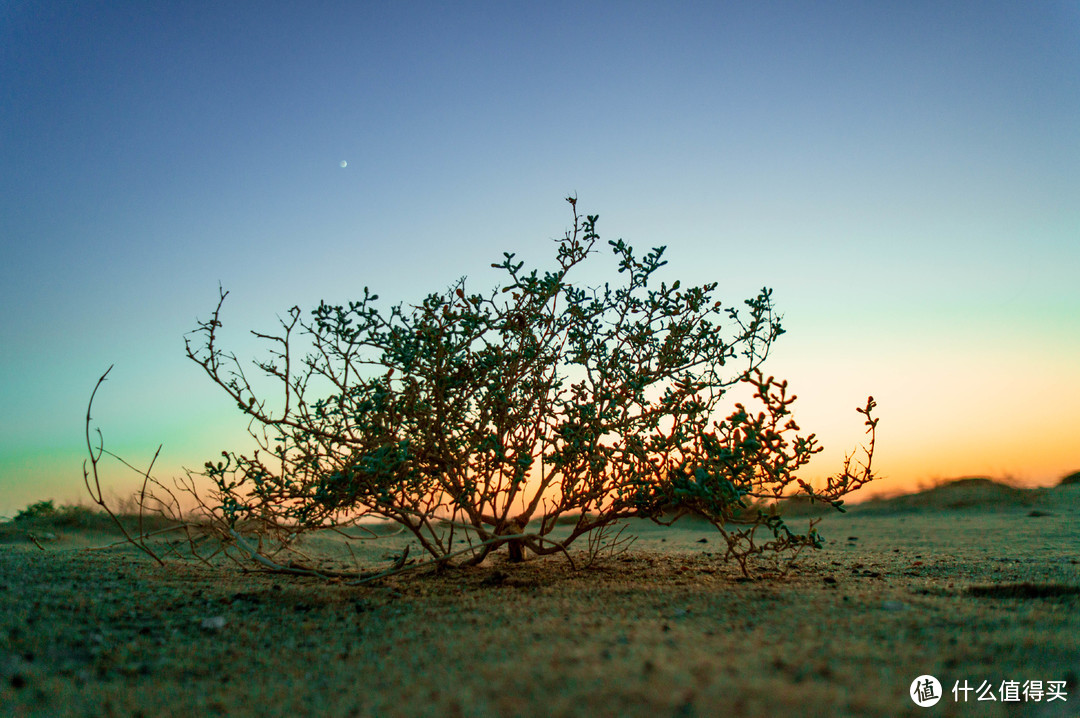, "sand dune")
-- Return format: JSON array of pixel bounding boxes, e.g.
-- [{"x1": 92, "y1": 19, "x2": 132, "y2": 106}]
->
[{"x1": 852, "y1": 476, "x2": 1080, "y2": 514}]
